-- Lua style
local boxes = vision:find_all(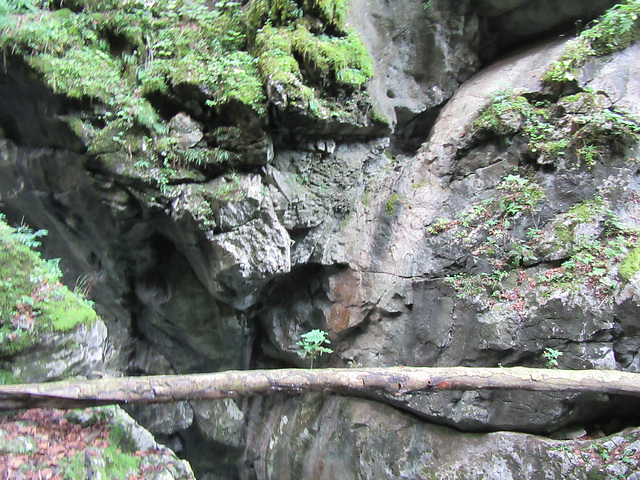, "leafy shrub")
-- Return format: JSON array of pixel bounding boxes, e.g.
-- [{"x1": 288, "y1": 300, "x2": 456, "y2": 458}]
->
[{"x1": 473, "y1": 90, "x2": 640, "y2": 167}]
